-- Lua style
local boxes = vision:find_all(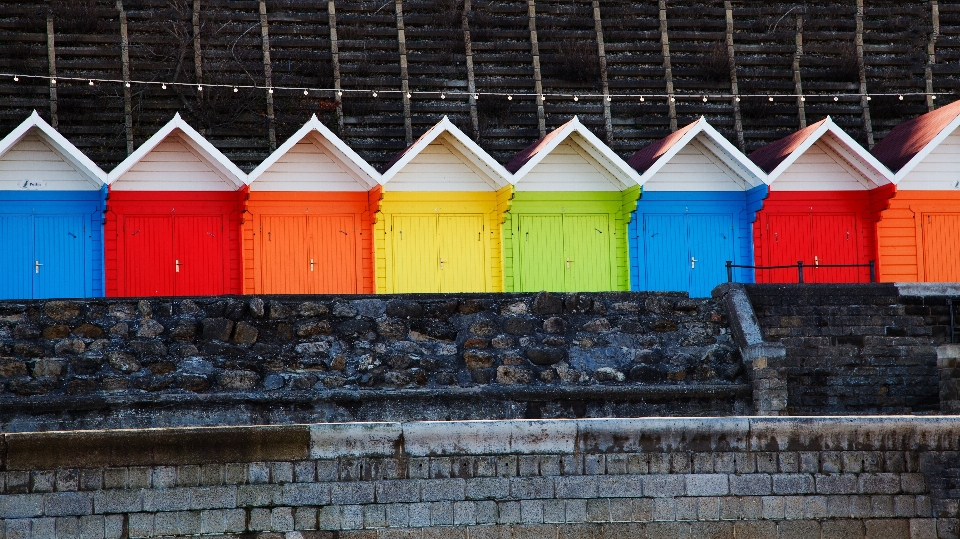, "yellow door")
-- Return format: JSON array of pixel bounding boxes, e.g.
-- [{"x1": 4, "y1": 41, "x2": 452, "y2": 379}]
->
[
  {"x1": 438, "y1": 214, "x2": 486, "y2": 292},
  {"x1": 393, "y1": 215, "x2": 438, "y2": 292}
]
